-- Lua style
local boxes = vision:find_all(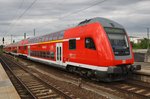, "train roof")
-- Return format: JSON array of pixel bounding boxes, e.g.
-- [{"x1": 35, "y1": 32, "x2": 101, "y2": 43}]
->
[
  {"x1": 5, "y1": 39, "x2": 29, "y2": 47},
  {"x1": 5, "y1": 17, "x2": 124, "y2": 47},
  {"x1": 78, "y1": 17, "x2": 124, "y2": 29}
]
